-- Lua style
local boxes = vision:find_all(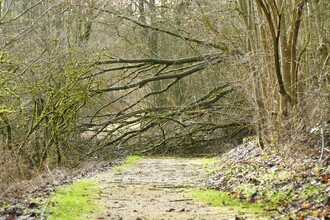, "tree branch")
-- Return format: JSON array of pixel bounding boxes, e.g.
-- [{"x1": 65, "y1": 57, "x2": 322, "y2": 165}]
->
[
  {"x1": 0, "y1": 0, "x2": 43, "y2": 24},
  {"x1": 92, "y1": 56, "x2": 225, "y2": 93},
  {"x1": 95, "y1": 7, "x2": 228, "y2": 51},
  {"x1": 94, "y1": 53, "x2": 223, "y2": 66}
]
